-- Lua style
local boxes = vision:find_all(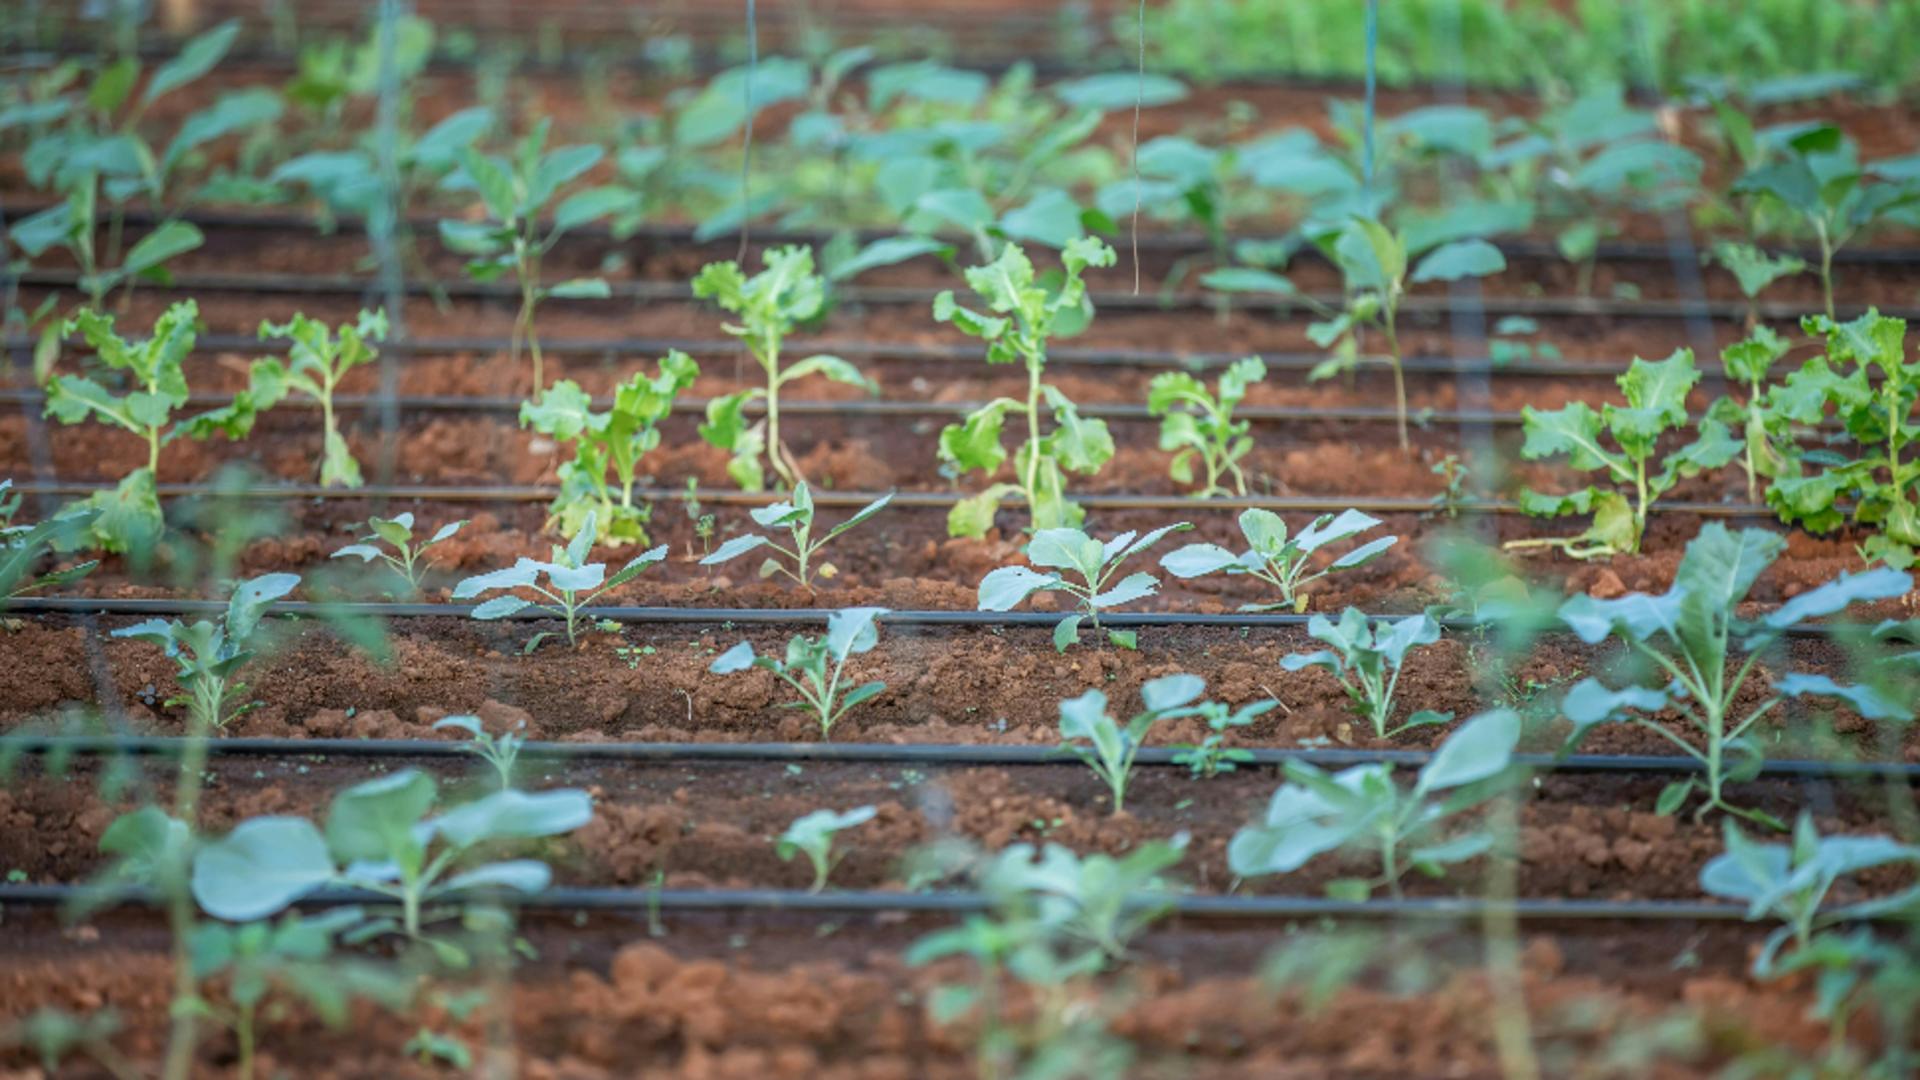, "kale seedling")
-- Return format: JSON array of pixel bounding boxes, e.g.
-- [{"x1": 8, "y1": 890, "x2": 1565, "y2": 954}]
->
[
  {"x1": 1707, "y1": 241, "x2": 1806, "y2": 331},
  {"x1": 1230, "y1": 708, "x2": 1522, "y2": 899},
  {"x1": 699, "y1": 482, "x2": 892, "y2": 589},
  {"x1": 1706, "y1": 327, "x2": 1798, "y2": 504},
  {"x1": 520, "y1": 350, "x2": 700, "y2": 546},
  {"x1": 1057, "y1": 674, "x2": 1205, "y2": 814},
  {"x1": 246, "y1": 310, "x2": 386, "y2": 488},
  {"x1": 439, "y1": 118, "x2": 637, "y2": 395},
  {"x1": 1172, "y1": 697, "x2": 1277, "y2": 778},
  {"x1": 1508, "y1": 348, "x2": 1741, "y2": 559},
  {"x1": 431, "y1": 714, "x2": 524, "y2": 791},
  {"x1": 776, "y1": 805, "x2": 876, "y2": 892},
  {"x1": 1560, "y1": 524, "x2": 1911, "y2": 828},
  {"x1": 112, "y1": 572, "x2": 299, "y2": 732},
  {"x1": 710, "y1": 607, "x2": 890, "y2": 739},
  {"x1": 330, "y1": 513, "x2": 467, "y2": 598},
  {"x1": 451, "y1": 510, "x2": 667, "y2": 651},
  {"x1": 1281, "y1": 608, "x2": 1453, "y2": 738},
  {"x1": 936, "y1": 238, "x2": 1118, "y2": 537},
  {"x1": 1161, "y1": 508, "x2": 1396, "y2": 612},
  {"x1": 1146, "y1": 356, "x2": 1266, "y2": 497},
  {"x1": 0, "y1": 481, "x2": 99, "y2": 603},
  {"x1": 42, "y1": 302, "x2": 267, "y2": 553},
  {"x1": 977, "y1": 523, "x2": 1191, "y2": 650},
  {"x1": 695, "y1": 246, "x2": 876, "y2": 490}
]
